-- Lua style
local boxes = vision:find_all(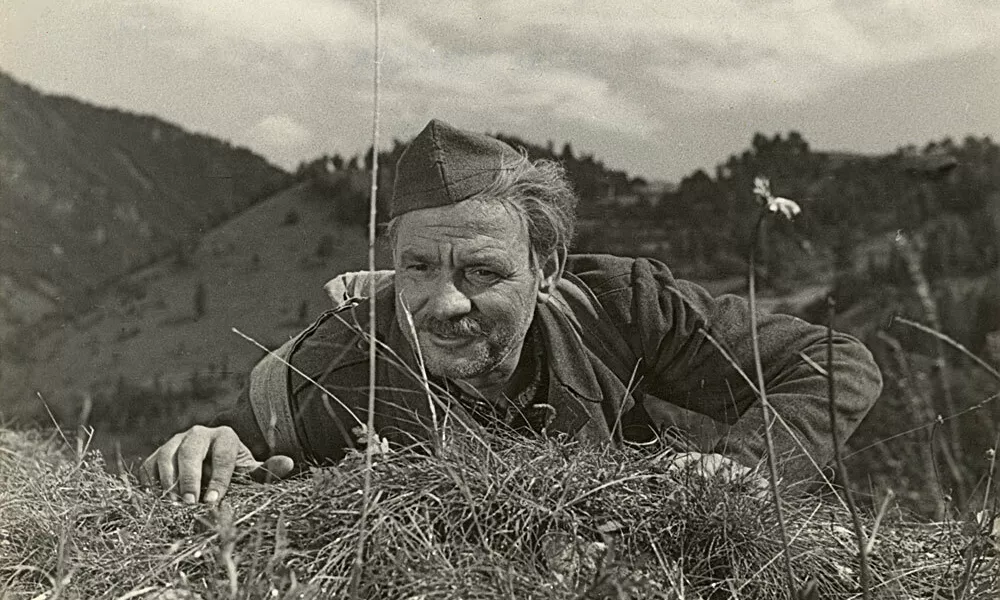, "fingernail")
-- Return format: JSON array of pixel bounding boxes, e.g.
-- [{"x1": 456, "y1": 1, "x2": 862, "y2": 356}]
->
[
  {"x1": 182, "y1": 493, "x2": 195, "y2": 505},
  {"x1": 204, "y1": 490, "x2": 219, "y2": 504}
]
